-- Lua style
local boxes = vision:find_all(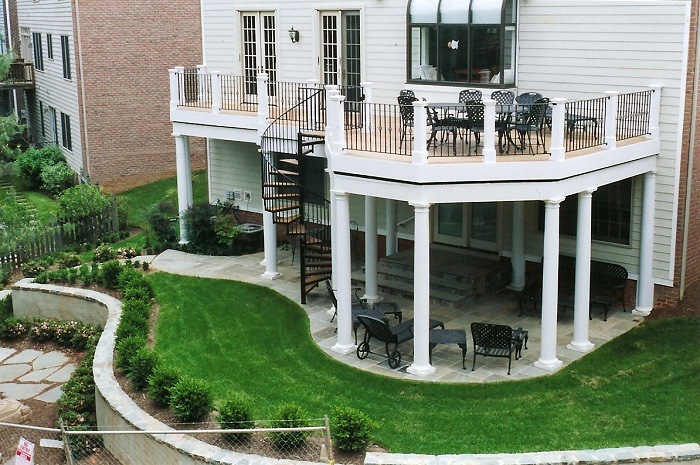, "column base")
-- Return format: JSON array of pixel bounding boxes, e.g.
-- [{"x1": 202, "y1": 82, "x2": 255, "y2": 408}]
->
[
  {"x1": 332, "y1": 342, "x2": 356, "y2": 355},
  {"x1": 567, "y1": 341, "x2": 595, "y2": 353},
  {"x1": 327, "y1": 307, "x2": 335, "y2": 318},
  {"x1": 407, "y1": 363, "x2": 436, "y2": 377},
  {"x1": 261, "y1": 271, "x2": 282, "y2": 280},
  {"x1": 506, "y1": 283, "x2": 525, "y2": 292},
  {"x1": 534, "y1": 358, "x2": 563, "y2": 371},
  {"x1": 362, "y1": 294, "x2": 382, "y2": 306},
  {"x1": 178, "y1": 239, "x2": 189, "y2": 245},
  {"x1": 632, "y1": 307, "x2": 652, "y2": 316}
]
